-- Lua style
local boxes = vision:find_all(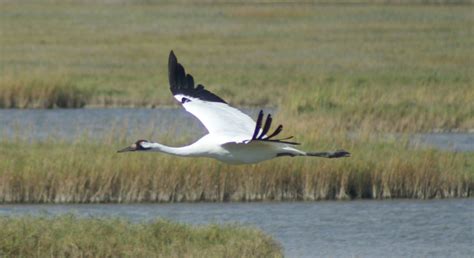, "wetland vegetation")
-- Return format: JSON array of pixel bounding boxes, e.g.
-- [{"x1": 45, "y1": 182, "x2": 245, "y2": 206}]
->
[
  {"x1": 0, "y1": 214, "x2": 282, "y2": 257},
  {"x1": 1, "y1": 0, "x2": 473, "y2": 132},
  {"x1": 1, "y1": 1, "x2": 472, "y2": 256},
  {"x1": 0, "y1": 1, "x2": 472, "y2": 201},
  {"x1": 0, "y1": 122, "x2": 471, "y2": 203}
]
